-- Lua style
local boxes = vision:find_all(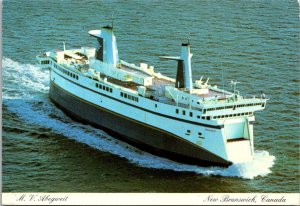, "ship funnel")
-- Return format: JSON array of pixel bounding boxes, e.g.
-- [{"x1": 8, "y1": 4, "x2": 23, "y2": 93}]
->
[
  {"x1": 89, "y1": 26, "x2": 119, "y2": 65},
  {"x1": 160, "y1": 43, "x2": 193, "y2": 90}
]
